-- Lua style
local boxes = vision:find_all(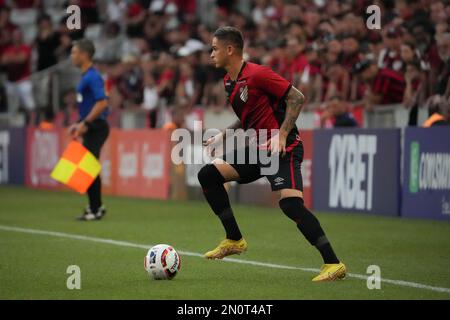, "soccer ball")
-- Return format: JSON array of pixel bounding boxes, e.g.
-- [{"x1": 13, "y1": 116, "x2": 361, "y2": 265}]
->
[{"x1": 144, "y1": 244, "x2": 181, "y2": 280}]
